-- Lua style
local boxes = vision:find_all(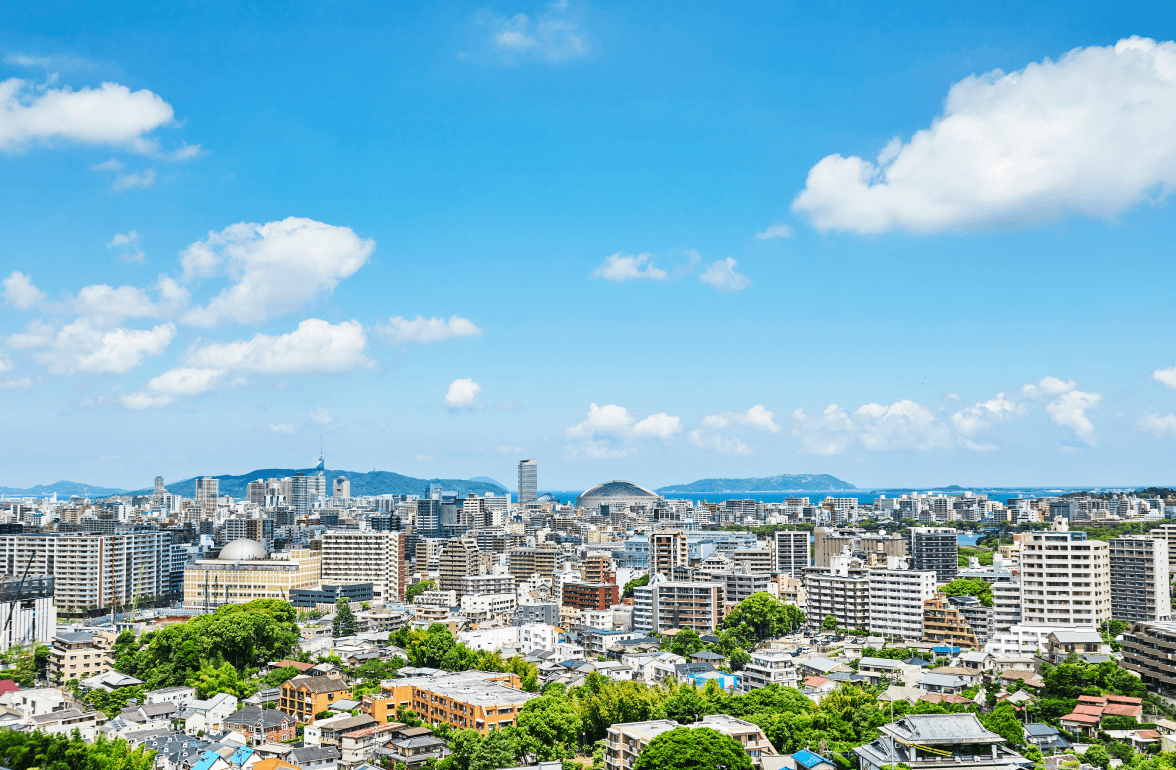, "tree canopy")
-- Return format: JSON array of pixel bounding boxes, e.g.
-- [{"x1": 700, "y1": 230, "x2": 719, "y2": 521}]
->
[
  {"x1": 942, "y1": 578, "x2": 993, "y2": 607},
  {"x1": 0, "y1": 730, "x2": 155, "y2": 770},
  {"x1": 333, "y1": 598, "x2": 358, "y2": 638},
  {"x1": 720, "y1": 593, "x2": 804, "y2": 647},
  {"x1": 632, "y1": 727, "x2": 753, "y2": 770},
  {"x1": 406, "y1": 579, "x2": 438, "y2": 603}
]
